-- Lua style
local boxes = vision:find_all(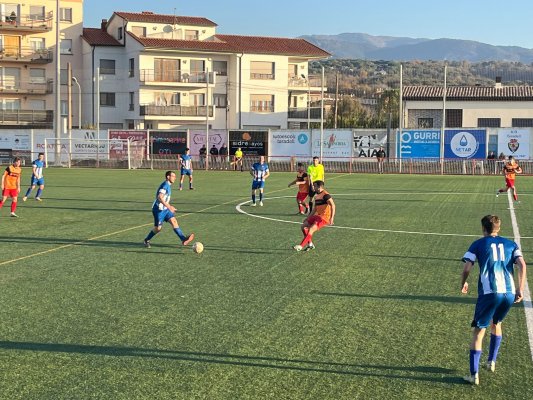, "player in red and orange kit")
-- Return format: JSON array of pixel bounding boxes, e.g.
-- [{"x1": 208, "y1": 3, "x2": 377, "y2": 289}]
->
[
  {"x1": 288, "y1": 162, "x2": 310, "y2": 215},
  {"x1": 293, "y1": 180, "x2": 335, "y2": 252},
  {"x1": 497, "y1": 155, "x2": 522, "y2": 203},
  {"x1": 0, "y1": 157, "x2": 22, "y2": 217}
]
